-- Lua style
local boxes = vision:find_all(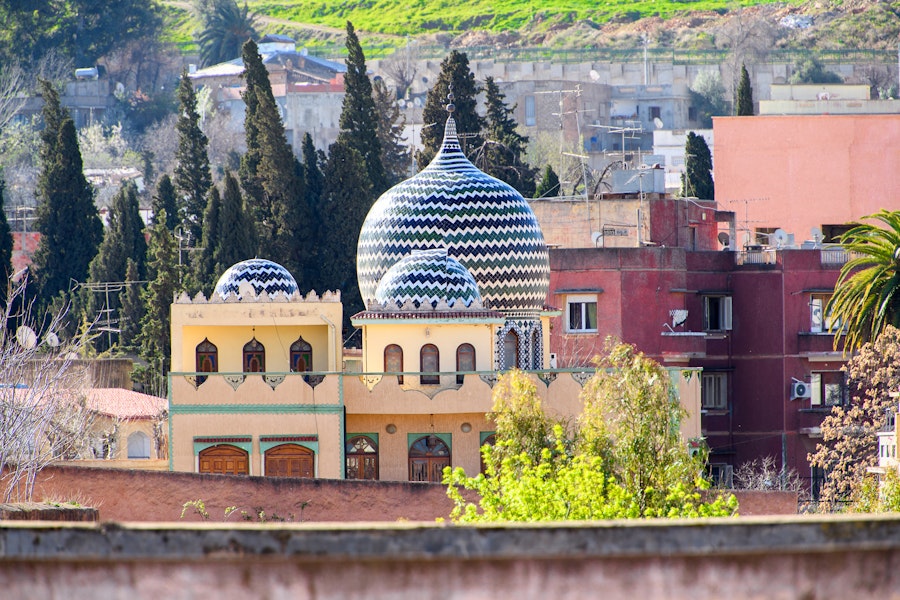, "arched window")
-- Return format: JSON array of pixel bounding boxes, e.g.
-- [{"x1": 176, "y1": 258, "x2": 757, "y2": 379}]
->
[
  {"x1": 408, "y1": 435, "x2": 450, "y2": 482},
  {"x1": 384, "y1": 344, "x2": 403, "y2": 384},
  {"x1": 345, "y1": 436, "x2": 378, "y2": 480},
  {"x1": 420, "y1": 344, "x2": 439, "y2": 385},
  {"x1": 195, "y1": 338, "x2": 218, "y2": 385},
  {"x1": 127, "y1": 431, "x2": 151, "y2": 459},
  {"x1": 243, "y1": 338, "x2": 265, "y2": 373},
  {"x1": 198, "y1": 445, "x2": 249, "y2": 475},
  {"x1": 290, "y1": 336, "x2": 312, "y2": 372},
  {"x1": 456, "y1": 343, "x2": 475, "y2": 385},
  {"x1": 480, "y1": 433, "x2": 497, "y2": 474},
  {"x1": 264, "y1": 444, "x2": 314, "y2": 478},
  {"x1": 502, "y1": 330, "x2": 519, "y2": 370}
]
